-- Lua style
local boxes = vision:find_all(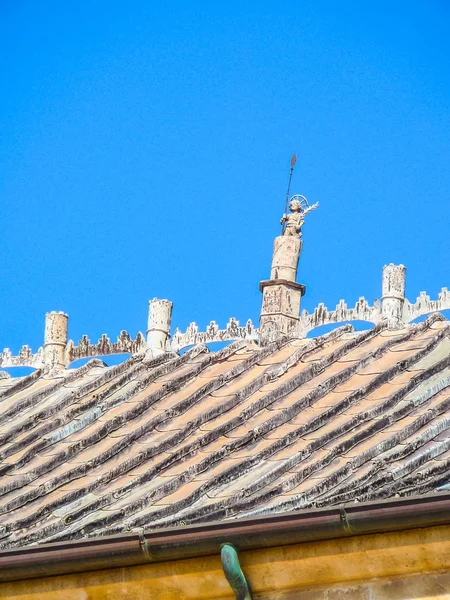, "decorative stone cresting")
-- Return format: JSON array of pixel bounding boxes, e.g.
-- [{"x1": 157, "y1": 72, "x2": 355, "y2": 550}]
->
[
  {"x1": 292, "y1": 265, "x2": 449, "y2": 336},
  {"x1": 167, "y1": 318, "x2": 259, "y2": 353},
  {"x1": 295, "y1": 297, "x2": 382, "y2": 337},
  {"x1": 67, "y1": 330, "x2": 146, "y2": 363},
  {"x1": 405, "y1": 287, "x2": 450, "y2": 322},
  {"x1": 0, "y1": 346, "x2": 43, "y2": 369},
  {"x1": 0, "y1": 268, "x2": 448, "y2": 367}
]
